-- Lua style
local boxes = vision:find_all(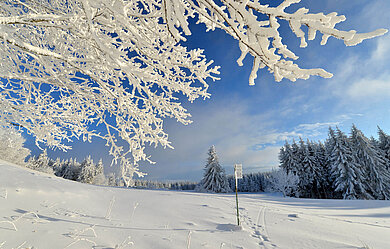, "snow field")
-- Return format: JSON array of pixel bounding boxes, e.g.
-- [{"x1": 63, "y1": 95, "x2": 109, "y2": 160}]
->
[{"x1": 1, "y1": 160, "x2": 390, "y2": 249}]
